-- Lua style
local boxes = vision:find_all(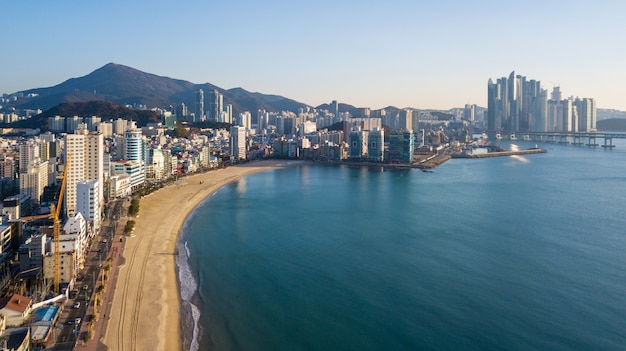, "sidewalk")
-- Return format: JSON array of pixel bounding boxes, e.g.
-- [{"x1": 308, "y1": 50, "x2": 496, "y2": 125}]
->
[{"x1": 75, "y1": 204, "x2": 129, "y2": 351}]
